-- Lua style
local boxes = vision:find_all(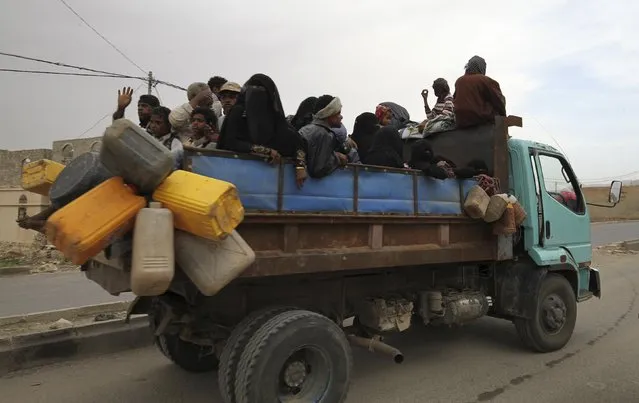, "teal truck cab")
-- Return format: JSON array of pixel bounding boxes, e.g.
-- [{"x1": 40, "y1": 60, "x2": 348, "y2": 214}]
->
[{"x1": 92, "y1": 116, "x2": 619, "y2": 403}]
